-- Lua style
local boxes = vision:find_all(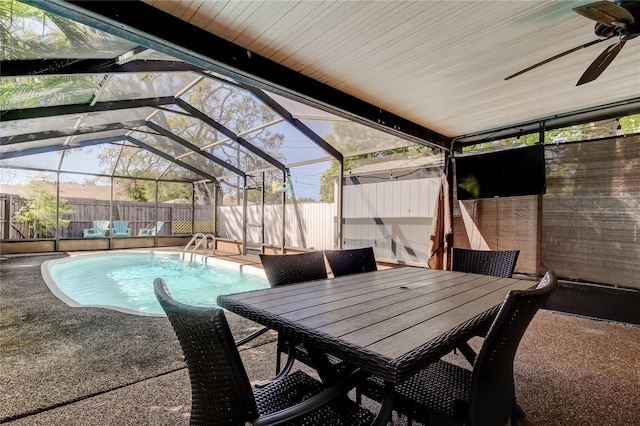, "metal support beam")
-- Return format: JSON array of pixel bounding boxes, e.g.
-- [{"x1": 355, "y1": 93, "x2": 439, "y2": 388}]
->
[
  {"x1": 125, "y1": 136, "x2": 218, "y2": 183},
  {"x1": 242, "y1": 176, "x2": 248, "y2": 256},
  {"x1": 337, "y1": 160, "x2": 344, "y2": 249},
  {"x1": 23, "y1": 0, "x2": 451, "y2": 150},
  {"x1": 453, "y1": 97, "x2": 640, "y2": 147},
  {"x1": 145, "y1": 121, "x2": 245, "y2": 177},
  {"x1": 0, "y1": 136, "x2": 125, "y2": 160},
  {"x1": 0, "y1": 121, "x2": 145, "y2": 145},
  {"x1": 0, "y1": 97, "x2": 176, "y2": 122},
  {"x1": 174, "y1": 98, "x2": 286, "y2": 171},
  {"x1": 0, "y1": 59, "x2": 199, "y2": 77},
  {"x1": 244, "y1": 87, "x2": 344, "y2": 161}
]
